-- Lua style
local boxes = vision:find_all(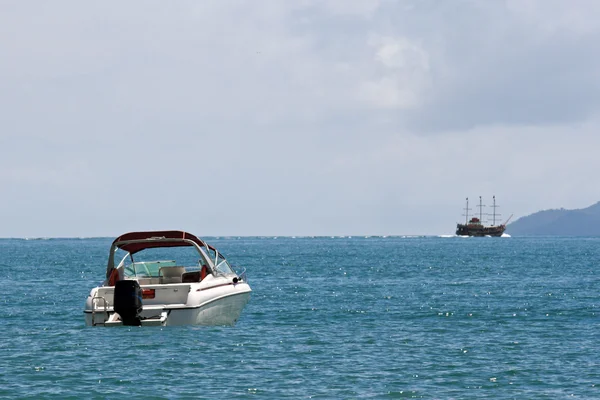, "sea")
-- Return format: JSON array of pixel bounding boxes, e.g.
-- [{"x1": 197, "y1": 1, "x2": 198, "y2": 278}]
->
[{"x1": 0, "y1": 236, "x2": 598, "y2": 399}]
